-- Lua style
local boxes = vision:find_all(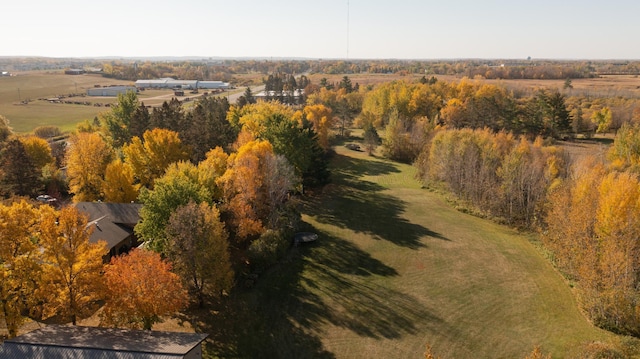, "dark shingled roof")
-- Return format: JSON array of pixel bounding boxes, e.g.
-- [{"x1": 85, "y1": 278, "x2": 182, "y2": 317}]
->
[
  {"x1": 74, "y1": 202, "x2": 142, "y2": 250},
  {"x1": 0, "y1": 325, "x2": 208, "y2": 358}
]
